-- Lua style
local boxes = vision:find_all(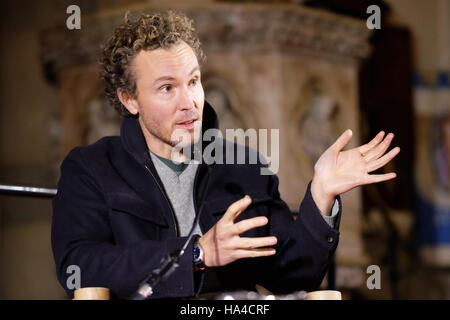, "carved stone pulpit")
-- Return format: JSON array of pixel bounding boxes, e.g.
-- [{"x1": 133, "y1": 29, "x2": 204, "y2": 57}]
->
[{"x1": 40, "y1": 1, "x2": 372, "y2": 289}]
